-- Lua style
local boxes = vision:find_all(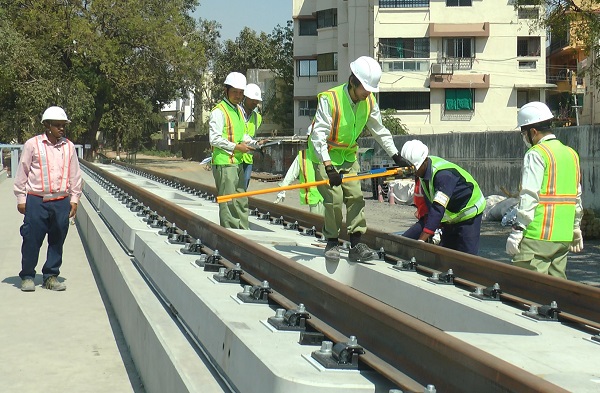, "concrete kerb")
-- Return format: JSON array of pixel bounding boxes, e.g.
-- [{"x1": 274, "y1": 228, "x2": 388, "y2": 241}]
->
[{"x1": 77, "y1": 185, "x2": 228, "y2": 393}]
